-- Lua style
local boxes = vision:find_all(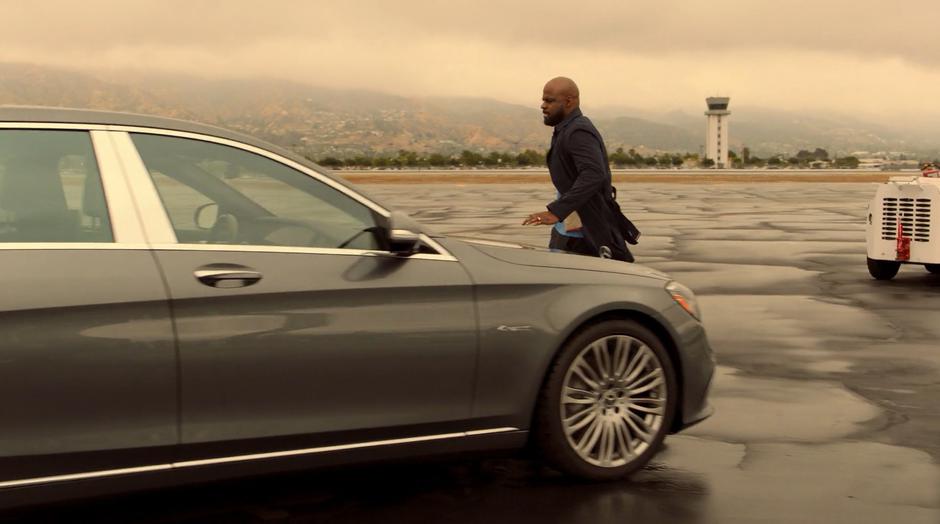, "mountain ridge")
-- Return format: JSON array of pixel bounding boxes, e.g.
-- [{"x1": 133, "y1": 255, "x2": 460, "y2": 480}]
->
[{"x1": 0, "y1": 63, "x2": 933, "y2": 157}]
